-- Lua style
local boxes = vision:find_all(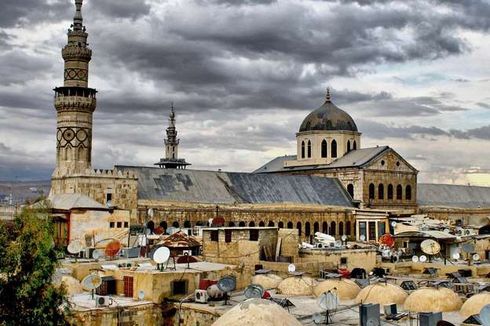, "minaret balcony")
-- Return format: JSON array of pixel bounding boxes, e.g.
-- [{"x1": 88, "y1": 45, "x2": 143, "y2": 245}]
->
[
  {"x1": 54, "y1": 96, "x2": 96, "y2": 112},
  {"x1": 62, "y1": 46, "x2": 92, "y2": 62}
]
